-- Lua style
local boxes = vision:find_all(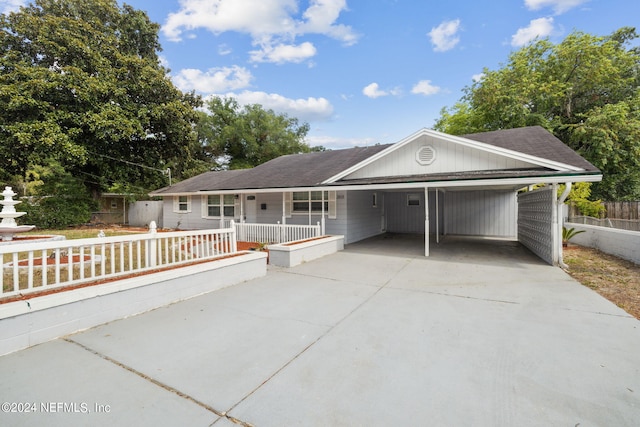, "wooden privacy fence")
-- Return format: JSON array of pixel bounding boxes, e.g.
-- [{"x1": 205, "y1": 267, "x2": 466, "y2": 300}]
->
[{"x1": 603, "y1": 201, "x2": 640, "y2": 220}]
